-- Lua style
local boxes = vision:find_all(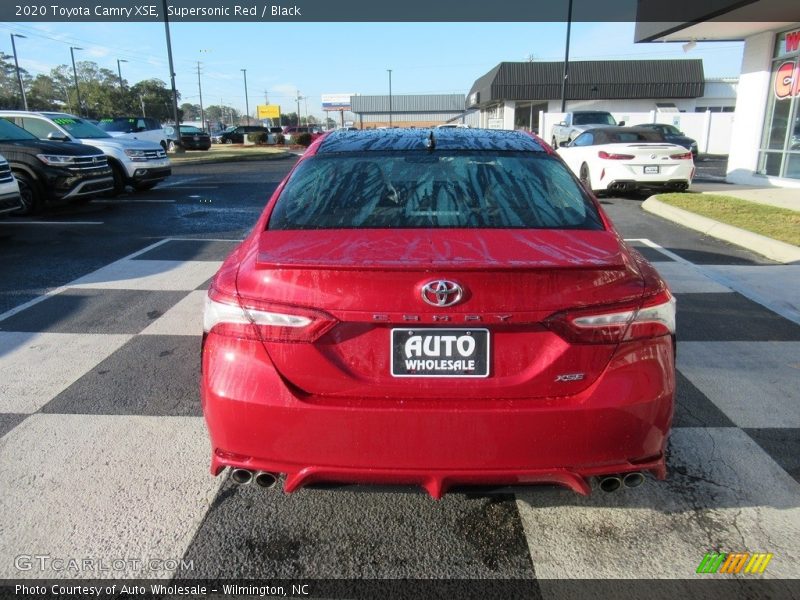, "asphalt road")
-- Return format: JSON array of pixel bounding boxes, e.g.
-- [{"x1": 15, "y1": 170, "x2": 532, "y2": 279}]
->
[{"x1": 1, "y1": 158, "x2": 798, "y2": 598}]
